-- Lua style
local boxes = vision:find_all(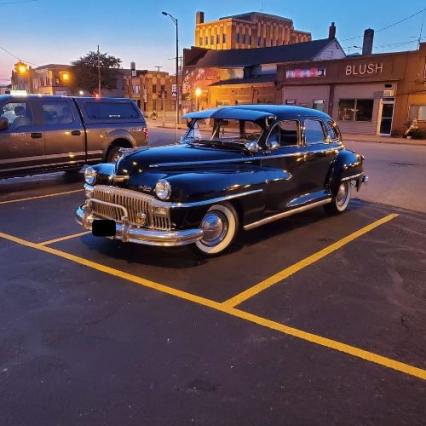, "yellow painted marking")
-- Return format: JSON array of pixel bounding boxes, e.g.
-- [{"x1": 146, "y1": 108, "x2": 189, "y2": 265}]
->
[
  {"x1": 1, "y1": 227, "x2": 425, "y2": 381},
  {"x1": 223, "y1": 213, "x2": 399, "y2": 308},
  {"x1": 0, "y1": 189, "x2": 83, "y2": 206},
  {"x1": 39, "y1": 231, "x2": 90, "y2": 246}
]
